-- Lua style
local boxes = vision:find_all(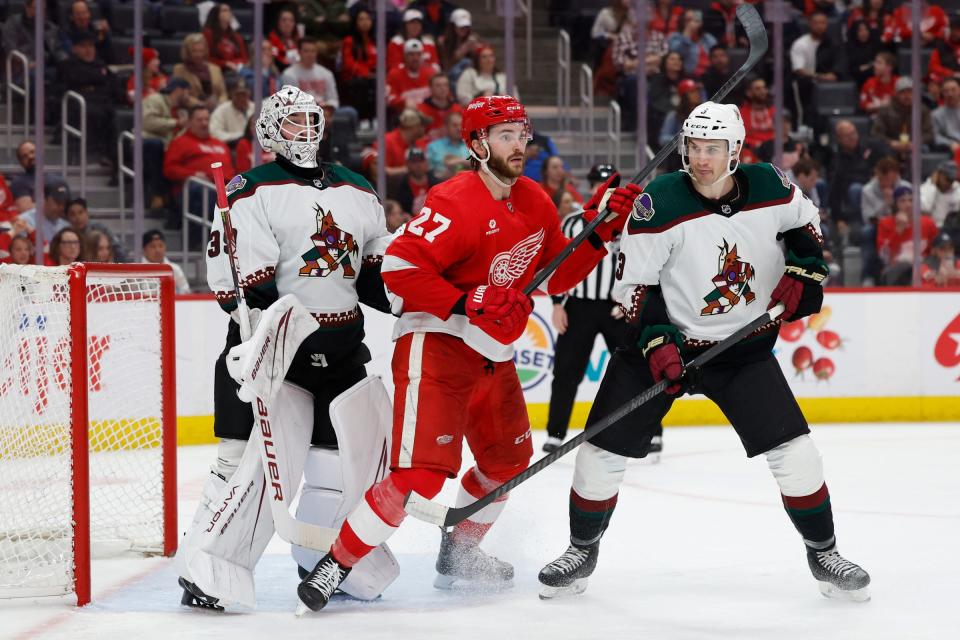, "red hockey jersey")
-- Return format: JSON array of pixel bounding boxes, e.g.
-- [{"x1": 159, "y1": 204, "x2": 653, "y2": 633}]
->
[{"x1": 382, "y1": 171, "x2": 598, "y2": 361}]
